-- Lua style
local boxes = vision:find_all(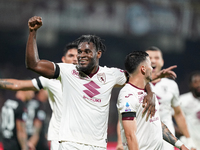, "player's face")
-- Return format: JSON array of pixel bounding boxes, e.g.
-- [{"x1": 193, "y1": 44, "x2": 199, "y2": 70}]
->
[
  {"x1": 146, "y1": 50, "x2": 164, "y2": 75},
  {"x1": 62, "y1": 48, "x2": 78, "y2": 65},
  {"x1": 190, "y1": 75, "x2": 200, "y2": 97},
  {"x1": 77, "y1": 42, "x2": 101, "y2": 73},
  {"x1": 145, "y1": 56, "x2": 153, "y2": 82}
]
